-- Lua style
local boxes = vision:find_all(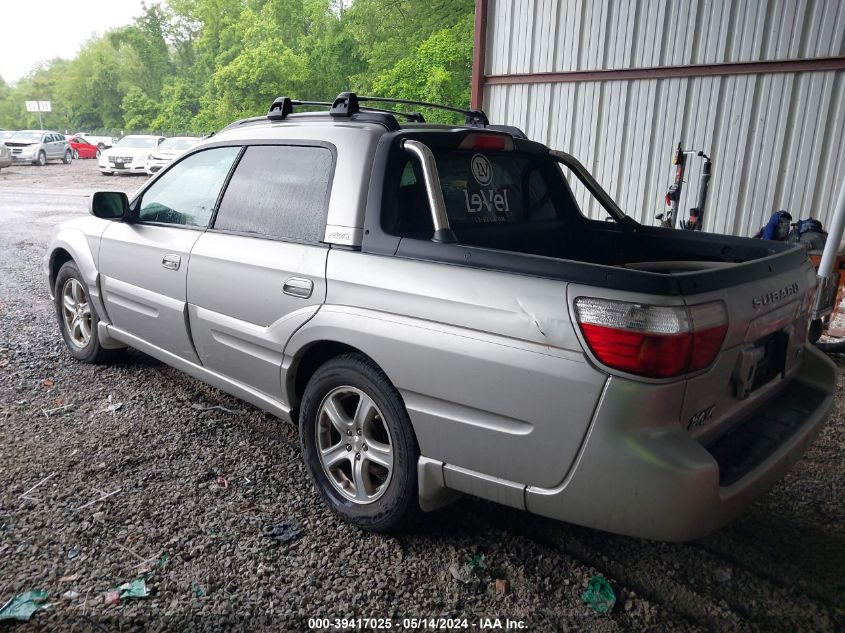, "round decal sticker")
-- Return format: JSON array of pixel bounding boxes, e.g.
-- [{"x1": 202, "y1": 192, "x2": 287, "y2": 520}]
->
[{"x1": 471, "y1": 153, "x2": 493, "y2": 186}]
